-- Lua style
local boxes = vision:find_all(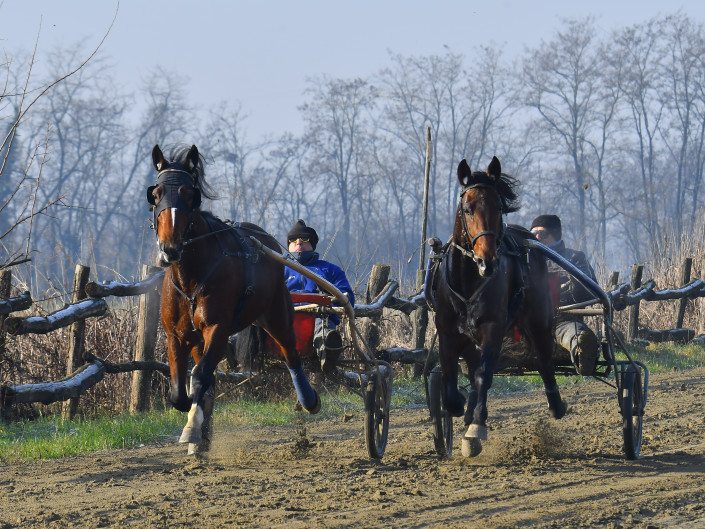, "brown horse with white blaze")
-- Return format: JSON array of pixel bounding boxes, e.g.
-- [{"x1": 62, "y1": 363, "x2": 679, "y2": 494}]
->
[
  {"x1": 147, "y1": 144, "x2": 320, "y2": 453},
  {"x1": 433, "y1": 157, "x2": 566, "y2": 457}
]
